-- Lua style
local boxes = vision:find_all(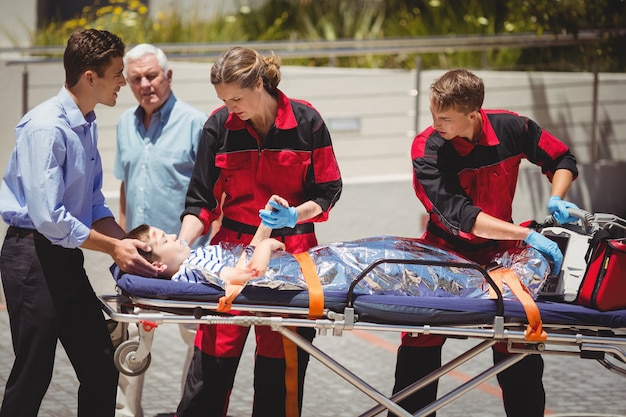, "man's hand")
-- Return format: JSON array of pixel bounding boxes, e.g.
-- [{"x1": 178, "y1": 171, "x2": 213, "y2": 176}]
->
[
  {"x1": 113, "y1": 239, "x2": 158, "y2": 277},
  {"x1": 259, "y1": 200, "x2": 298, "y2": 229},
  {"x1": 547, "y1": 196, "x2": 580, "y2": 224},
  {"x1": 524, "y1": 230, "x2": 563, "y2": 273}
]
